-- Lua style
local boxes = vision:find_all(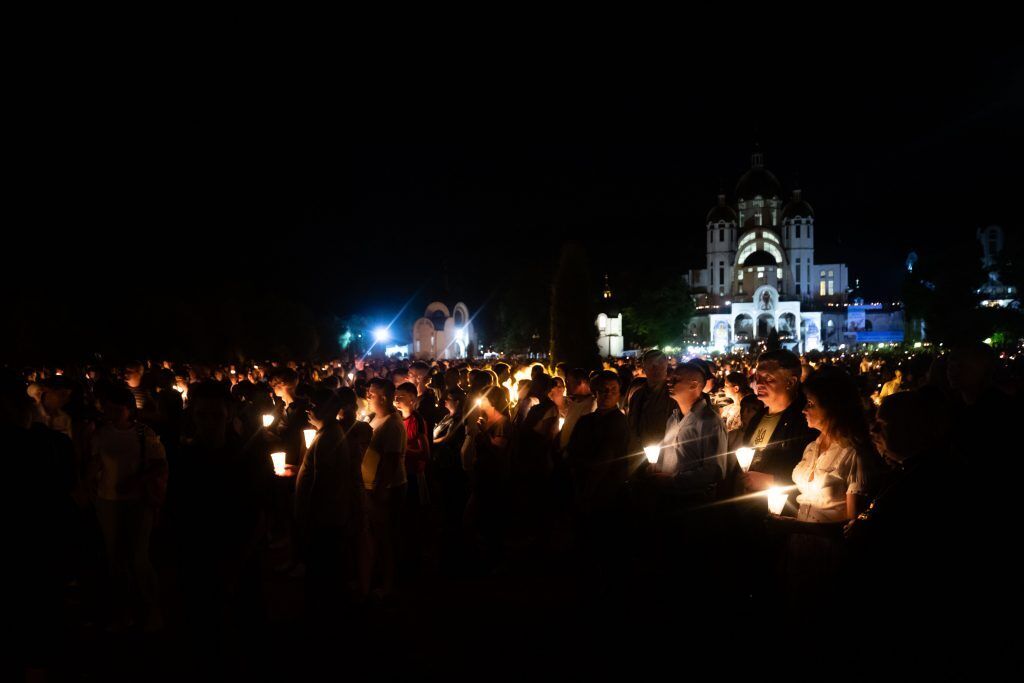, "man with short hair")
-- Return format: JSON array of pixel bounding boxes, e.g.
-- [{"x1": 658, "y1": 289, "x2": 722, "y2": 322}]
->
[
  {"x1": 359, "y1": 378, "x2": 407, "y2": 598},
  {"x1": 743, "y1": 349, "x2": 817, "y2": 489},
  {"x1": 626, "y1": 350, "x2": 672, "y2": 452},
  {"x1": 269, "y1": 368, "x2": 310, "y2": 467},
  {"x1": 407, "y1": 361, "x2": 440, "y2": 433},
  {"x1": 559, "y1": 367, "x2": 597, "y2": 452},
  {"x1": 652, "y1": 363, "x2": 728, "y2": 502}
]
